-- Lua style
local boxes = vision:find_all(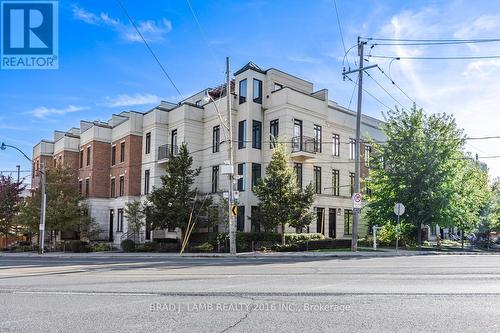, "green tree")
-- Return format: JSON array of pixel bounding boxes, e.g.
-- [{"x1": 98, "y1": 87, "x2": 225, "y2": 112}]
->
[
  {"x1": 0, "y1": 175, "x2": 24, "y2": 238},
  {"x1": 253, "y1": 144, "x2": 315, "y2": 244},
  {"x1": 124, "y1": 200, "x2": 145, "y2": 234},
  {"x1": 16, "y1": 166, "x2": 95, "y2": 246},
  {"x1": 367, "y1": 106, "x2": 473, "y2": 246},
  {"x1": 148, "y1": 143, "x2": 211, "y2": 240}
]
